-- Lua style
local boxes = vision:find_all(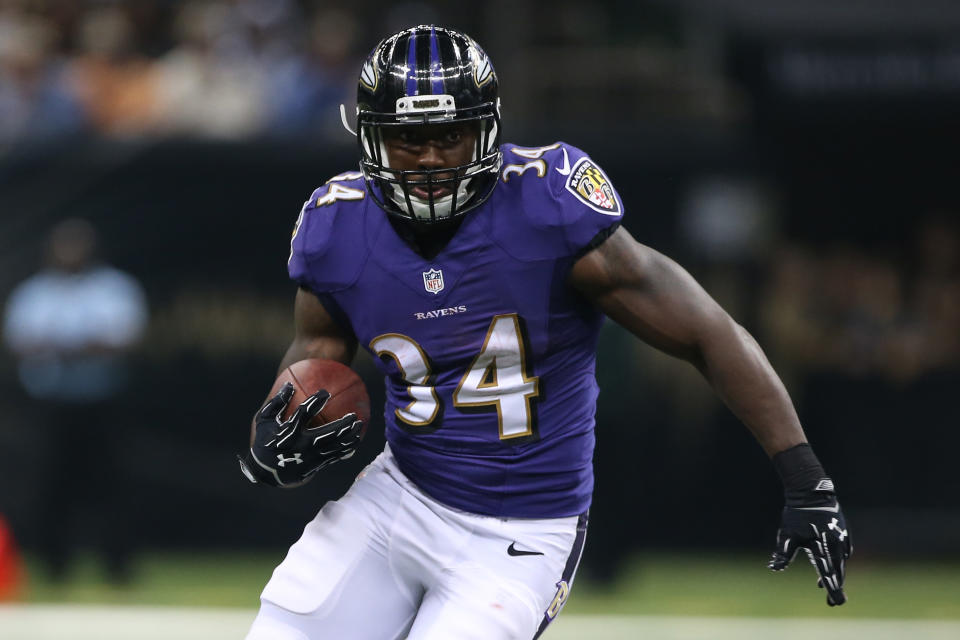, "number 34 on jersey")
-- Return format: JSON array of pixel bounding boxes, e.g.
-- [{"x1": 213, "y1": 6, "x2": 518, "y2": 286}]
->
[{"x1": 370, "y1": 314, "x2": 539, "y2": 440}]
